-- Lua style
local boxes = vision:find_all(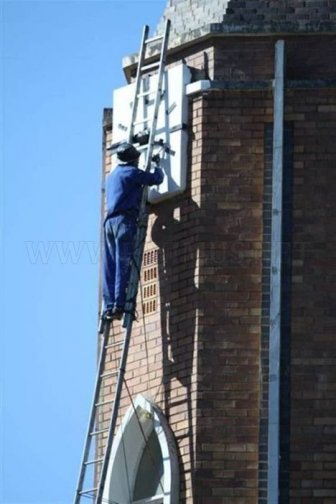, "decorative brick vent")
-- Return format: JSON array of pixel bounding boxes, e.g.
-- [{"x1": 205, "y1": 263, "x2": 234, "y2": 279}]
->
[
  {"x1": 142, "y1": 249, "x2": 159, "y2": 315},
  {"x1": 143, "y1": 249, "x2": 158, "y2": 267}
]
